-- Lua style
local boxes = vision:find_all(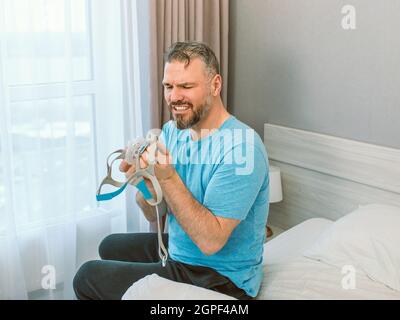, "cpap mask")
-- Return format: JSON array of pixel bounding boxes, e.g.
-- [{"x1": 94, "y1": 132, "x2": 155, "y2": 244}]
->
[{"x1": 96, "y1": 130, "x2": 168, "y2": 266}]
